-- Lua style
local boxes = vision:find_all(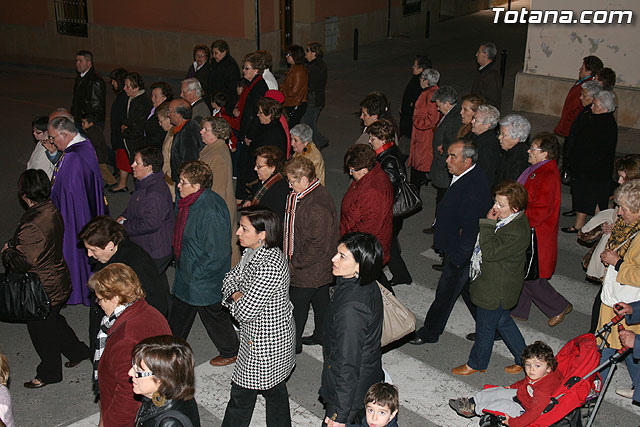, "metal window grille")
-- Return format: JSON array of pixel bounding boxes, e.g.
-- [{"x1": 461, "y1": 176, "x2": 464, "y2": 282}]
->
[
  {"x1": 54, "y1": 0, "x2": 88, "y2": 37},
  {"x1": 402, "y1": 0, "x2": 421, "y2": 16}
]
